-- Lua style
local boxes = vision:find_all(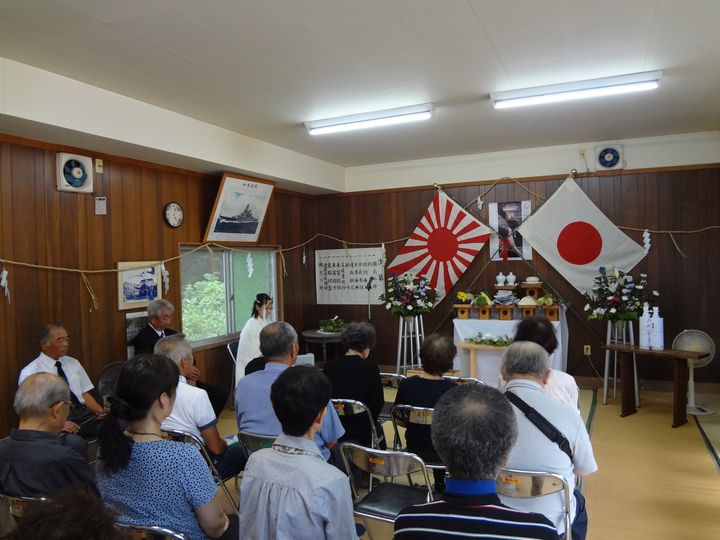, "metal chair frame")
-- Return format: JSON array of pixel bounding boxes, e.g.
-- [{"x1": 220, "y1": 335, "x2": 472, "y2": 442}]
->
[
  {"x1": 496, "y1": 467, "x2": 572, "y2": 540},
  {"x1": 442, "y1": 375, "x2": 485, "y2": 385},
  {"x1": 390, "y1": 404, "x2": 446, "y2": 478},
  {"x1": 331, "y1": 398, "x2": 383, "y2": 450},
  {"x1": 380, "y1": 372, "x2": 406, "y2": 389},
  {"x1": 340, "y1": 442, "x2": 434, "y2": 540},
  {"x1": 0, "y1": 493, "x2": 48, "y2": 536},
  {"x1": 226, "y1": 342, "x2": 239, "y2": 409},
  {"x1": 237, "y1": 430, "x2": 276, "y2": 454},
  {"x1": 115, "y1": 521, "x2": 190, "y2": 540},
  {"x1": 162, "y1": 428, "x2": 238, "y2": 514}
]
